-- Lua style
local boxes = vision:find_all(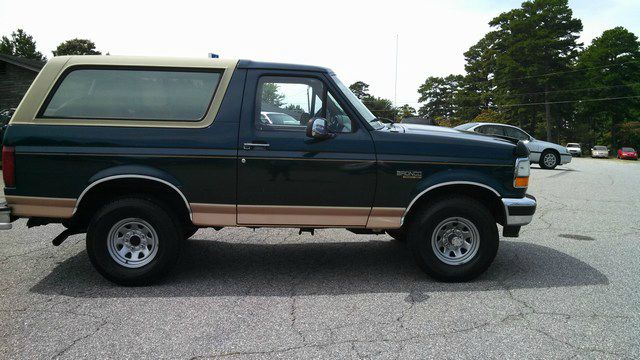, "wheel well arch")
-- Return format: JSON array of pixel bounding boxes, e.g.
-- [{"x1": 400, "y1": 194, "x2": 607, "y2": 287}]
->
[
  {"x1": 72, "y1": 175, "x2": 192, "y2": 229},
  {"x1": 402, "y1": 182, "x2": 505, "y2": 227},
  {"x1": 542, "y1": 148, "x2": 560, "y2": 157}
]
